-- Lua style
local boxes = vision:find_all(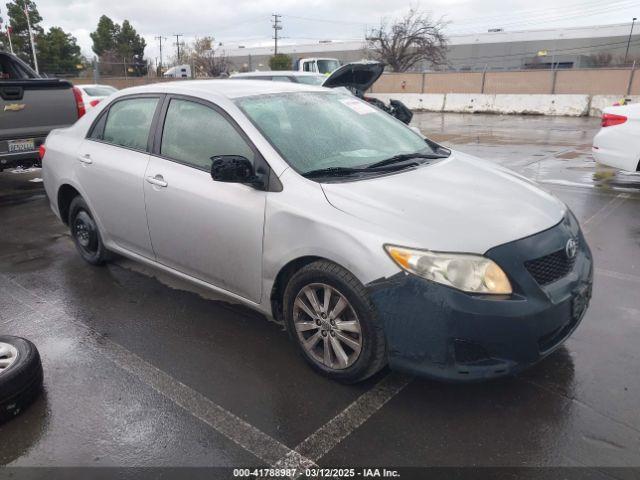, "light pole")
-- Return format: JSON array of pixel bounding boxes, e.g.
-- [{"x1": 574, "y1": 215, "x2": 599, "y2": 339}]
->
[
  {"x1": 24, "y1": 3, "x2": 38, "y2": 73},
  {"x1": 624, "y1": 17, "x2": 637, "y2": 65}
]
